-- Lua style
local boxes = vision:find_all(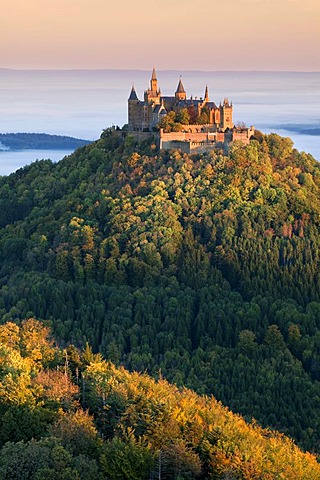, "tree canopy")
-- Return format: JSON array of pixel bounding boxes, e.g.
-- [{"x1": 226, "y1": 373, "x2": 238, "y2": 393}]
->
[
  {"x1": 0, "y1": 129, "x2": 320, "y2": 453},
  {"x1": 0, "y1": 319, "x2": 319, "y2": 479}
]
